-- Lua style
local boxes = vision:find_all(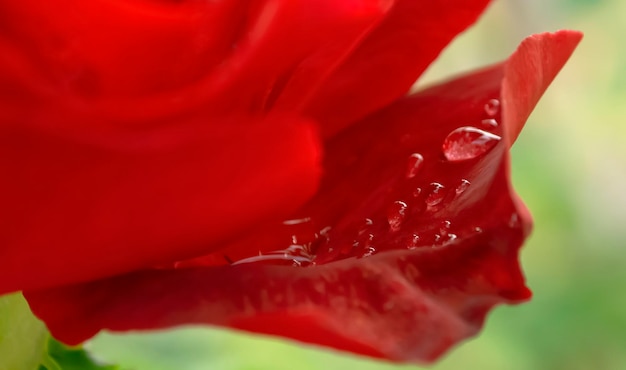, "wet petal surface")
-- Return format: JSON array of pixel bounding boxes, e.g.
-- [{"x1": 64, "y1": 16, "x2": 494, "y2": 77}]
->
[{"x1": 1, "y1": 113, "x2": 321, "y2": 293}]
